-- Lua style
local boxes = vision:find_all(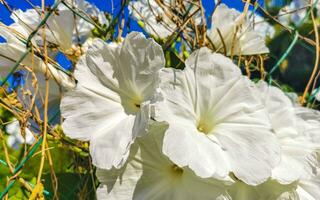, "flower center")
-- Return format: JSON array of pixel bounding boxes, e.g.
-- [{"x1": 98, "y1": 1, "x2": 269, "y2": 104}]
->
[
  {"x1": 64, "y1": 45, "x2": 83, "y2": 62},
  {"x1": 134, "y1": 103, "x2": 140, "y2": 108},
  {"x1": 130, "y1": 100, "x2": 141, "y2": 113},
  {"x1": 196, "y1": 118, "x2": 214, "y2": 134},
  {"x1": 122, "y1": 98, "x2": 142, "y2": 115},
  {"x1": 169, "y1": 164, "x2": 184, "y2": 177}
]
